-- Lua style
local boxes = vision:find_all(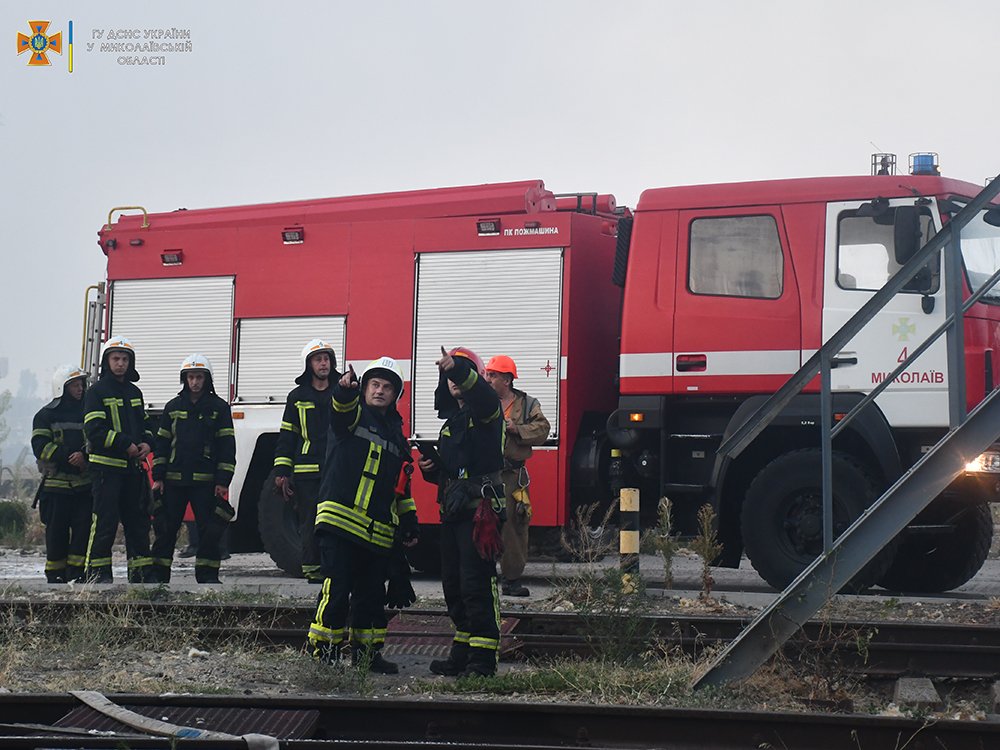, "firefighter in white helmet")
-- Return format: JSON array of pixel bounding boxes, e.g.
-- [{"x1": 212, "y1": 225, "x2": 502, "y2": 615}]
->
[
  {"x1": 309, "y1": 356, "x2": 419, "y2": 674},
  {"x1": 31, "y1": 366, "x2": 92, "y2": 583},
  {"x1": 272, "y1": 339, "x2": 339, "y2": 582},
  {"x1": 82, "y1": 336, "x2": 154, "y2": 583},
  {"x1": 148, "y1": 355, "x2": 236, "y2": 583}
]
